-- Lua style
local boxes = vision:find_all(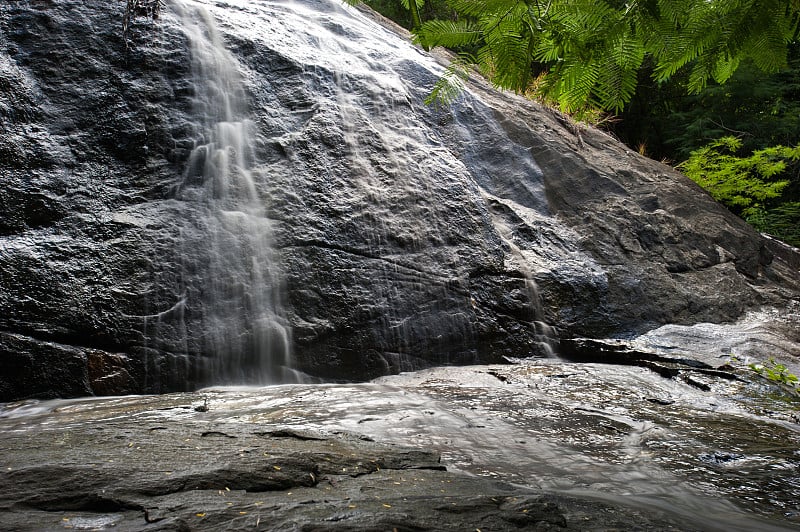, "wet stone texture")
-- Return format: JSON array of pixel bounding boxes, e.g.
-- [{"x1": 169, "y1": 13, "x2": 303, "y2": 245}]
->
[
  {"x1": 1, "y1": 362, "x2": 799, "y2": 530},
  {"x1": 0, "y1": 398, "x2": 659, "y2": 531},
  {"x1": 1, "y1": 0, "x2": 799, "y2": 399}
]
